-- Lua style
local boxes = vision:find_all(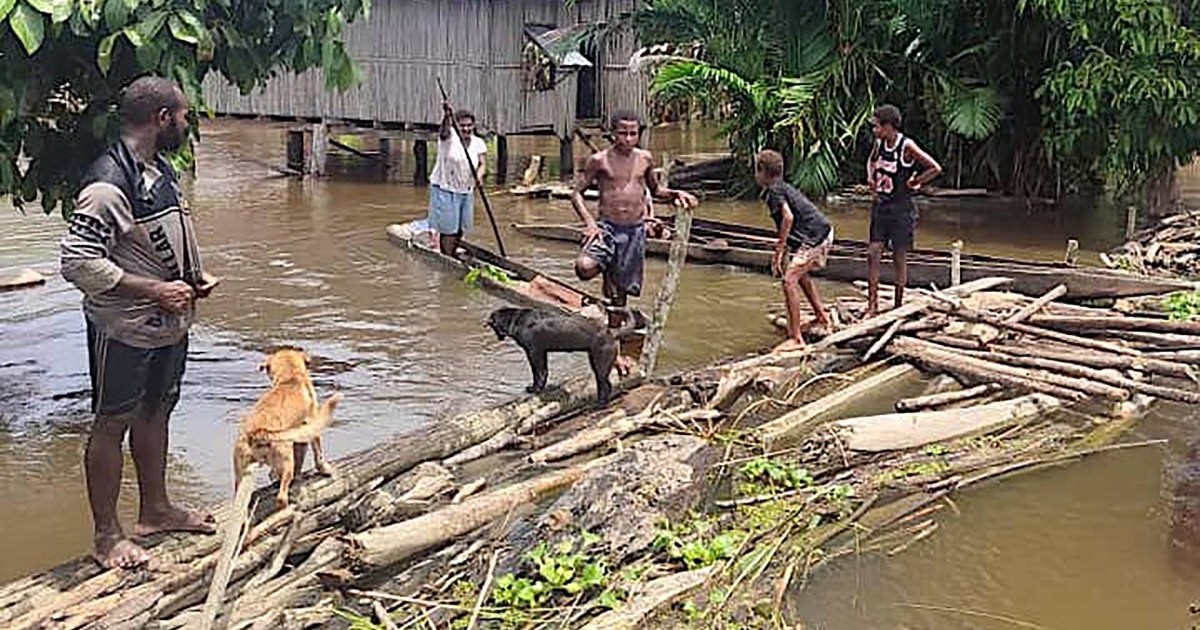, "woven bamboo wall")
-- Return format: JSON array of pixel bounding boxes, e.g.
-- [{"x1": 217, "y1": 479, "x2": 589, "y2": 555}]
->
[{"x1": 201, "y1": 0, "x2": 645, "y2": 138}]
